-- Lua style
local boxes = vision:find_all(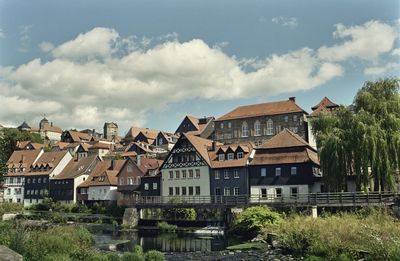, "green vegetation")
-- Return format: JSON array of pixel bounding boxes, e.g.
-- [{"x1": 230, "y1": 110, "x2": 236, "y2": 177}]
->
[
  {"x1": 0, "y1": 202, "x2": 24, "y2": 216},
  {"x1": 156, "y1": 221, "x2": 177, "y2": 232},
  {"x1": 0, "y1": 221, "x2": 165, "y2": 261},
  {"x1": 231, "y1": 206, "x2": 282, "y2": 237},
  {"x1": 226, "y1": 242, "x2": 268, "y2": 251},
  {"x1": 161, "y1": 197, "x2": 197, "y2": 220},
  {"x1": 0, "y1": 128, "x2": 43, "y2": 179},
  {"x1": 262, "y1": 207, "x2": 400, "y2": 261},
  {"x1": 311, "y1": 78, "x2": 400, "y2": 191}
]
